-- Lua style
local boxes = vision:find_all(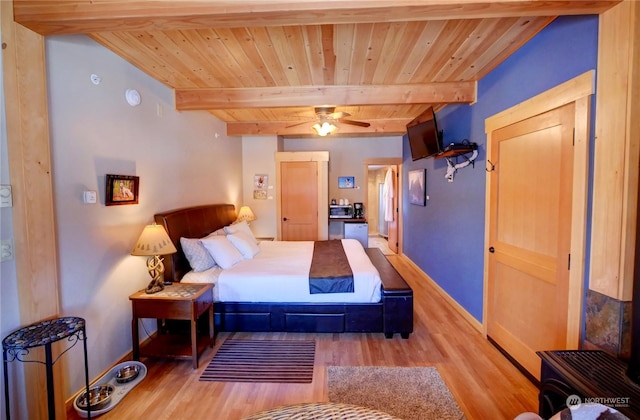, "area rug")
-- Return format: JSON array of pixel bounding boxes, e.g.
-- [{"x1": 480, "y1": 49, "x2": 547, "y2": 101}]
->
[
  {"x1": 200, "y1": 339, "x2": 315, "y2": 383},
  {"x1": 327, "y1": 366, "x2": 465, "y2": 420}
]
